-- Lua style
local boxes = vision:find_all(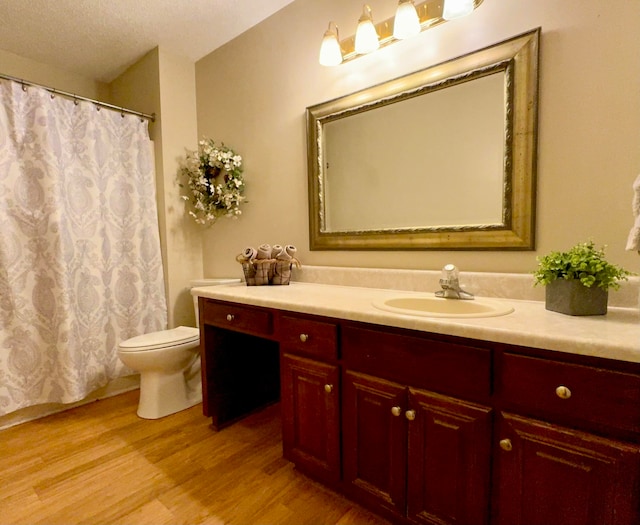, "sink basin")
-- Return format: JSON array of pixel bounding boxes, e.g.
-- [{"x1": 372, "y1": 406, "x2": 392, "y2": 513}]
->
[{"x1": 372, "y1": 295, "x2": 514, "y2": 318}]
